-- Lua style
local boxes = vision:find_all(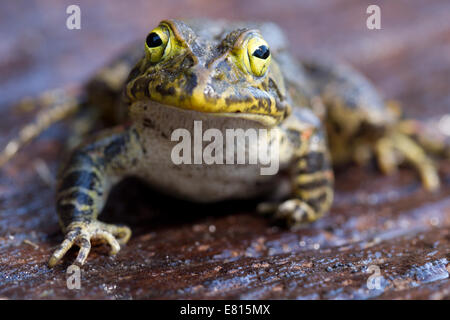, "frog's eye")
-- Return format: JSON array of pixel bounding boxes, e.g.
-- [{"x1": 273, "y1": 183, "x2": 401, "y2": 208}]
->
[
  {"x1": 247, "y1": 37, "x2": 271, "y2": 76},
  {"x1": 145, "y1": 26, "x2": 171, "y2": 63}
]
